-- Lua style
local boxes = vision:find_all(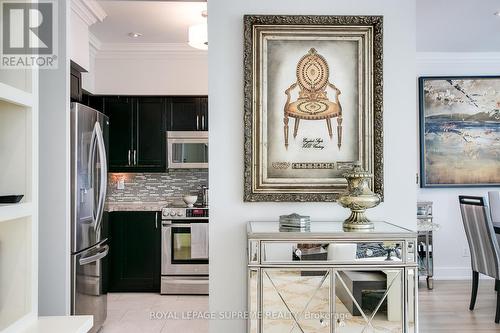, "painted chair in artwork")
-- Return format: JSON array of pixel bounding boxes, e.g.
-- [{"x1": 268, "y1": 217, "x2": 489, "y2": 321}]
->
[
  {"x1": 459, "y1": 195, "x2": 500, "y2": 323},
  {"x1": 283, "y1": 48, "x2": 343, "y2": 149}
]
